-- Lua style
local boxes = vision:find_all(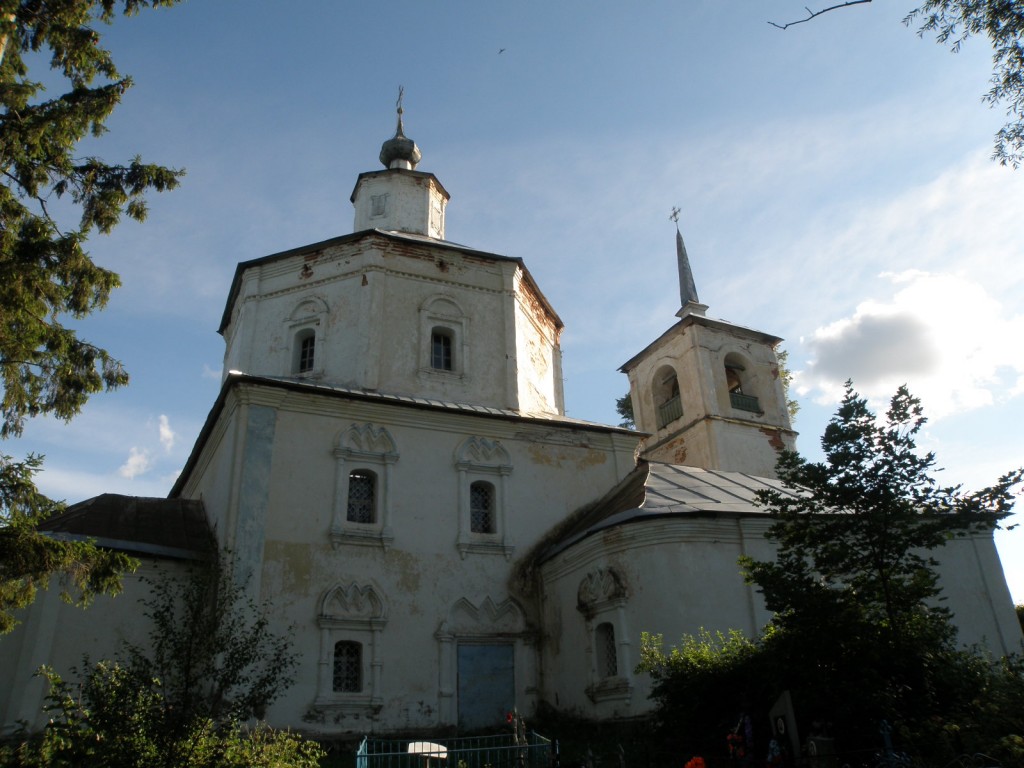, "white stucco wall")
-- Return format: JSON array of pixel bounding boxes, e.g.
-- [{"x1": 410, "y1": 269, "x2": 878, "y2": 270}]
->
[
  {"x1": 626, "y1": 319, "x2": 794, "y2": 476},
  {"x1": 176, "y1": 381, "x2": 638, "y2": 735},
  {"x1": 537, "y1": 516, "x2": 1021, "y2": 722},
  {"x1": 220, "y1": 235, "x2": 563, "y2": 417},
  {"x1": 0, "y1": 559, "x2": 195, "y2": 734}
]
